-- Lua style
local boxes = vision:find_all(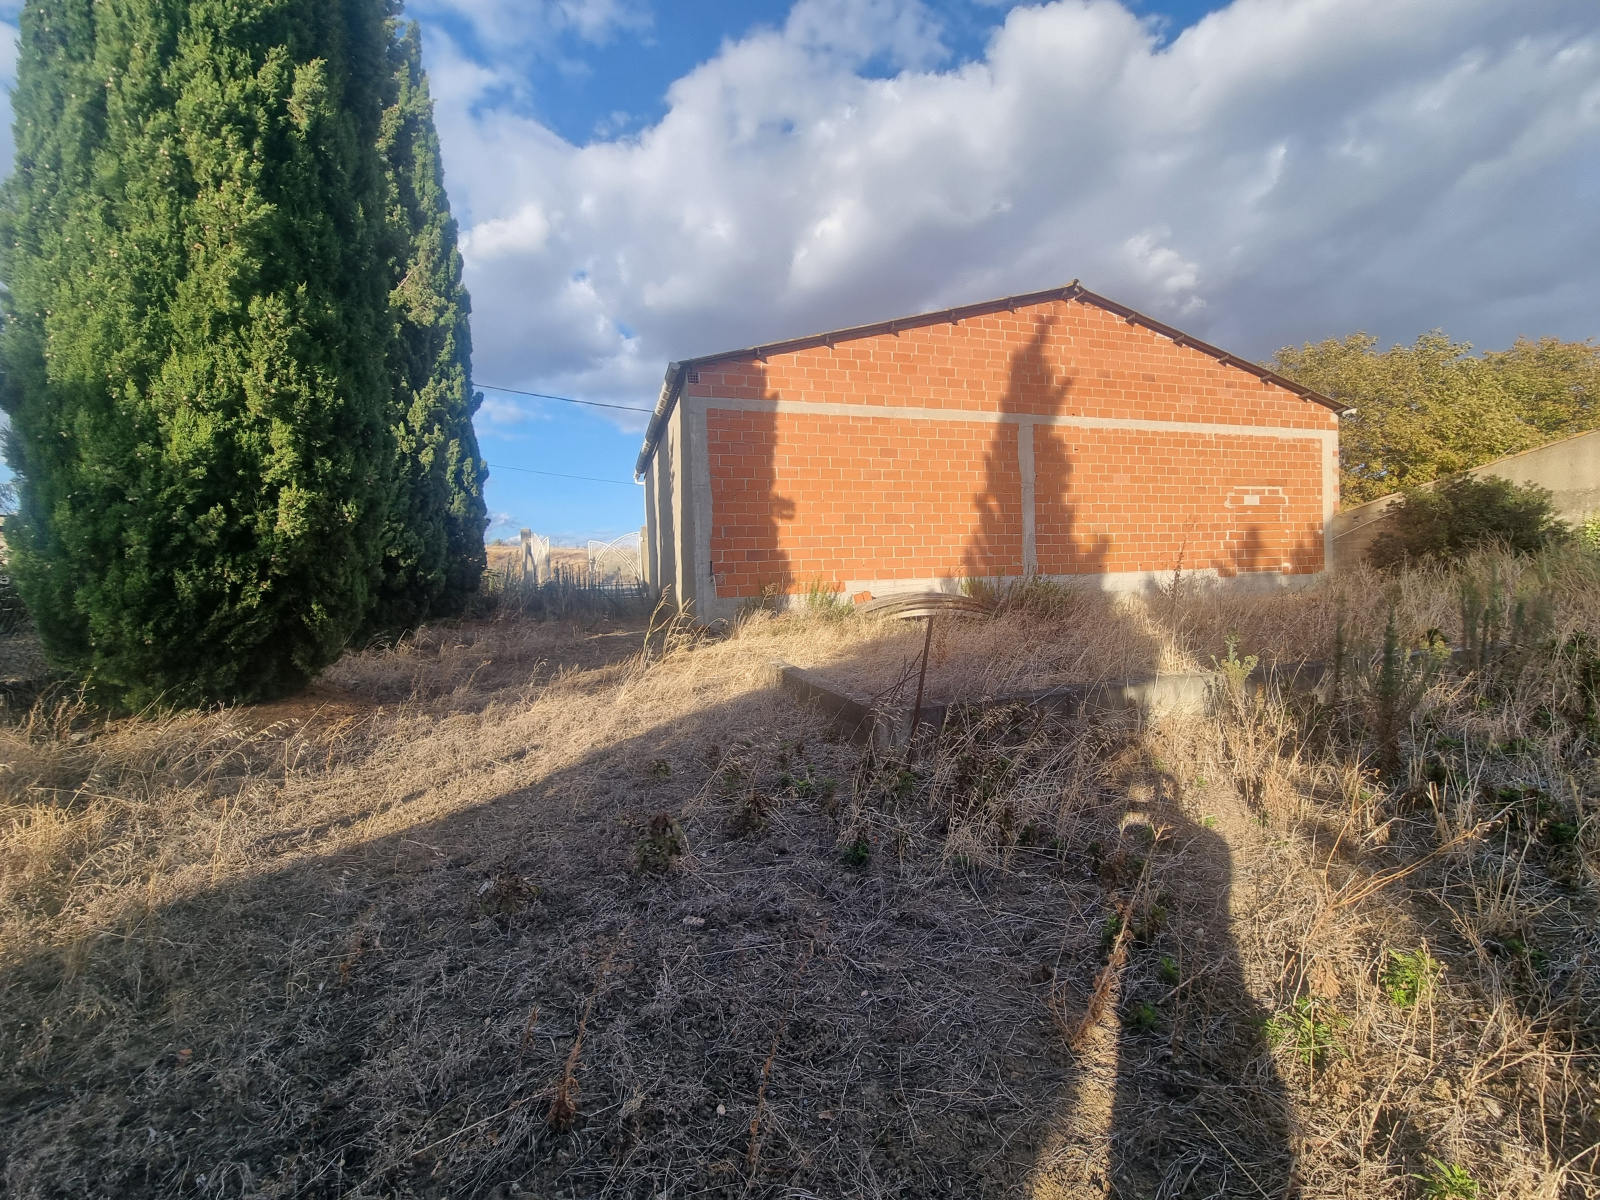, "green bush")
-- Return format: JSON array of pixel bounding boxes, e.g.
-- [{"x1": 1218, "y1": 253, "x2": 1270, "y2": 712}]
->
[
  {"x1": 1580, "y1": 512, "x2": 1600, "y2": 552},
  {"x1": 365, "y1": 21, "x2": 488, "y2": 634},
  {"x1": 0, "y1": 564, "x2": 25, "y2": 637},
  {"x1": 1368, "y1": 476, "x2": 1565, "y2": 568}
]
